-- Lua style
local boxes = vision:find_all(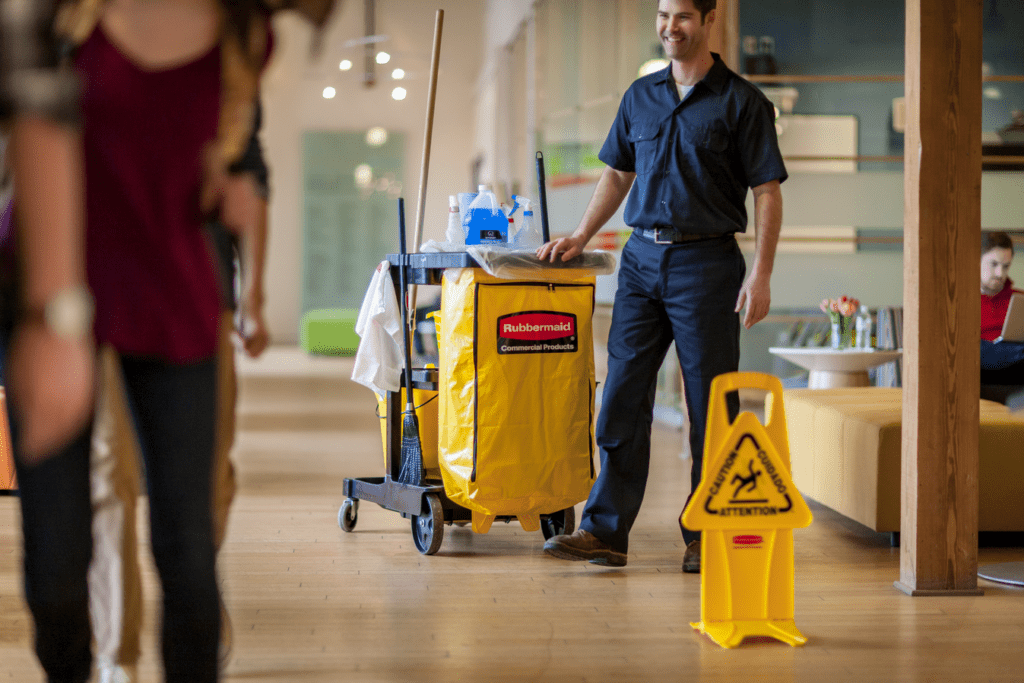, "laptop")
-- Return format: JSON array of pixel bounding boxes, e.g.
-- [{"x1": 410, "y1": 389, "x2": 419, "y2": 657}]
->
[{"x1": 995, "y1": 292, "x2": 1024, "y2": 343}]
